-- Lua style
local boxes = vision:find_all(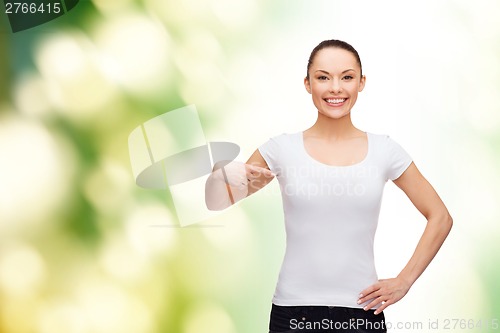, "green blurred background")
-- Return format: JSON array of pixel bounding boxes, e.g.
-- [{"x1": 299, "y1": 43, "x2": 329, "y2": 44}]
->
[{"x1": 1, "y1": 0, "x2": 499, "y2": 332}]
